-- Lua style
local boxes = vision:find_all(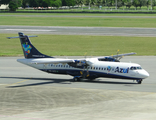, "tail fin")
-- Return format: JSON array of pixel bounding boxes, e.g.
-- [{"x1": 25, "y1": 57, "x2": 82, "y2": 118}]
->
[{"x1": 8, "y1": 32, "x2": 53, "y2": 59}]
